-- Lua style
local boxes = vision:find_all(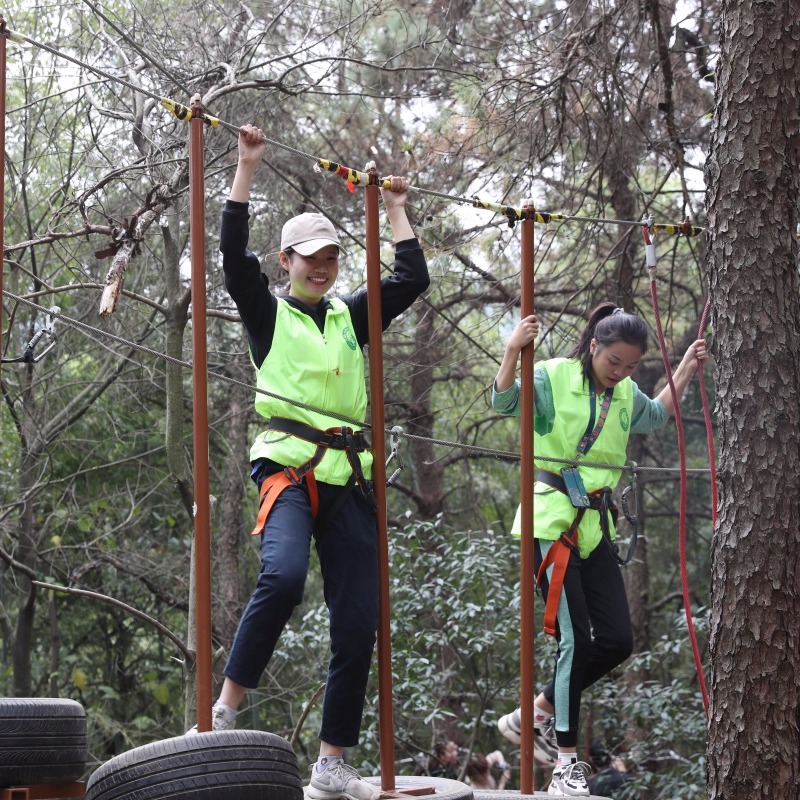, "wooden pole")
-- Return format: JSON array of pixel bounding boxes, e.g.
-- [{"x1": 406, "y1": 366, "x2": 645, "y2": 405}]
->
[
  {"x1": 188, "y1": 94, "x2": 213, "y2": 733},
  {"x1": 518, "y1": 200, "x2": 536, "y2": 794},
  {"x1": 364, "y1": 164, "x2": 395, "y2": 792}
]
